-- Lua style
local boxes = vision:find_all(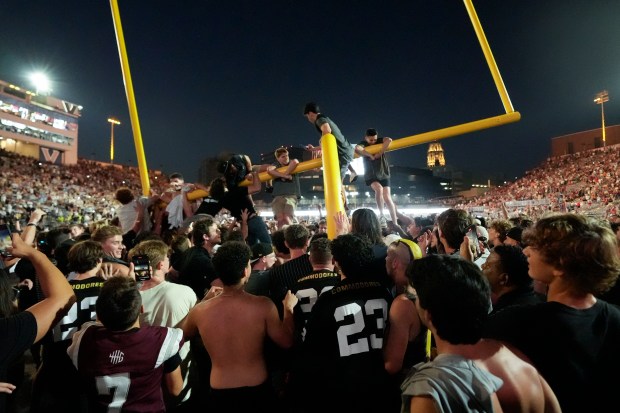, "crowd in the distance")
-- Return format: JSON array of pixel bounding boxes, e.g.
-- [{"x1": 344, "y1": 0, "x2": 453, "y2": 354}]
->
[
  {"x1": 1, "y1": 143, "x2": 620, "y2": 413},
  {"x1": 458, "y1": 143, "x2": 620, "y2": 220}
]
